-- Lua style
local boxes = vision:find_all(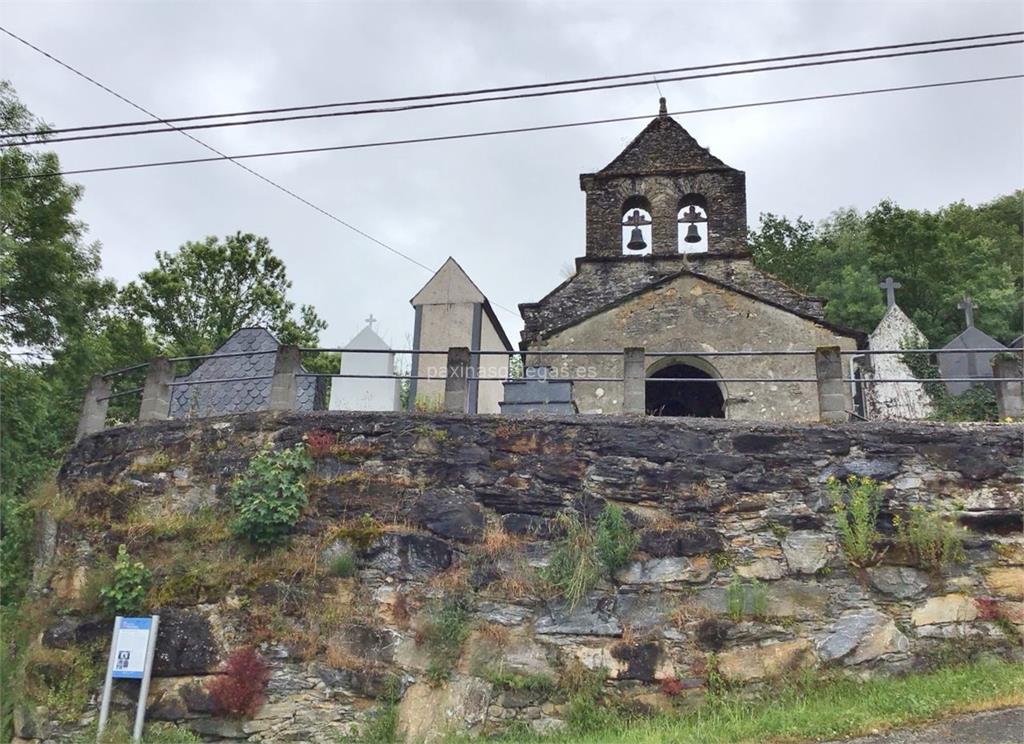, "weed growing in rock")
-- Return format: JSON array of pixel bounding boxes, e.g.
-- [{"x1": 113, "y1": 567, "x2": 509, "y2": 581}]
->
[
  {"x1": 417, "y1": 594, "x2": 473, "y2": 684},
  {"x1": 482, "y1": 665, "x2": 556, "y2": 693},
  {"x1": 358, "y1": 676, "x2": 402, "y2": 743},
  {"x1": 893, "y1": 505, "x2": 966, "y2": 574},
  {"x1": 595, "y1": 503, "x2": 638, "y2": 574},
  {"x1": 99, "y1": 545, "x2": 151, "y2": 616},
  {"x1": 207, "y1": 647, "x2": 269, "y2": 718},
  {"x1": 21, "y1": 641, "x2": 105, "y2": 724},
  {"x1": 229, "y1": 444, "x2": 312, "y2": 547},
  {"x1": 559, "y1": 660, "x2": 613, "y2": 733},
  {"x1": 329, "y1": 551, "x2": 357, "y2": 578},
  {"x1": 542, "y1": 511, "x2": 601, "y2": 611},
  {"x1": 725, "y1": 575, "x2": 767, "y2": 621},
  {"x1": 828, "y1": 476, "x2": 884, "y2": 567},
  {"x1": 543, "y1": 506, "x2": 638, "y2": 610}
]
